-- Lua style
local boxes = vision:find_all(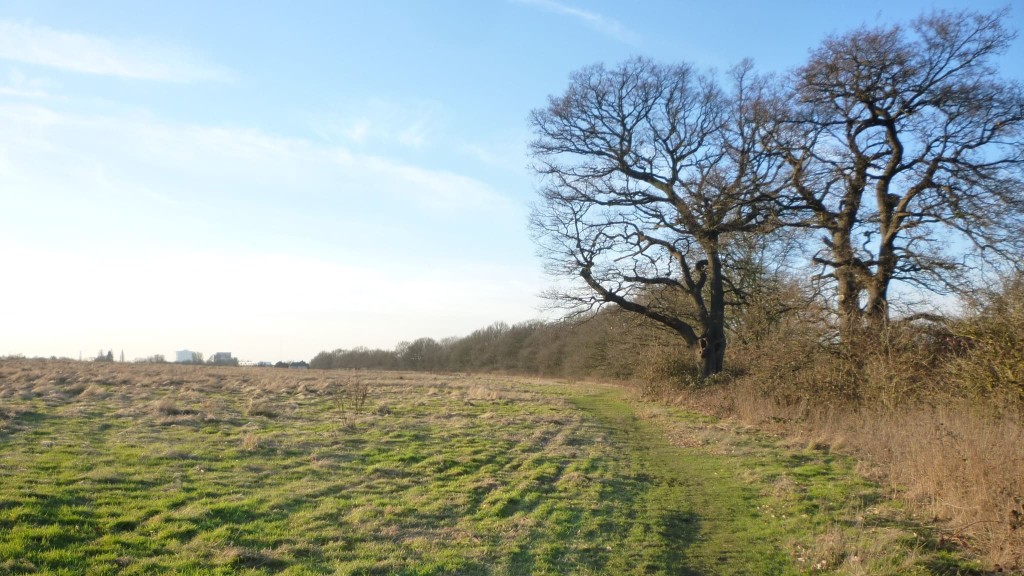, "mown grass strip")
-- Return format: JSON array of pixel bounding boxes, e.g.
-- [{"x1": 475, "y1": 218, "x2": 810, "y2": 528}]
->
[
  {"x1": 567, "y1": 384, "x2": 986, "y2": 576},
  {"x1": 570, "y1": 388, "x2": 793, "y2": 575}
]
